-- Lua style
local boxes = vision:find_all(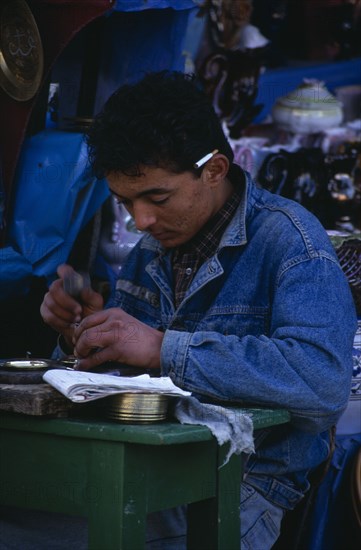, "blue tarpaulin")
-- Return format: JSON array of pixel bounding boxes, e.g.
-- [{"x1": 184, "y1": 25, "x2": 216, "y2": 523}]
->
[
  {"x1": 2, "y1": 131, "x2": 109, "y2": 299},
  {"x1": 112, "y1": 1, "x2": 197, "y2": 11},
  {"x1": 303, "y1": 433, "x2": 361, "y2": 550},
  {"x1": 93, "y1": 5, "x2": 197, "y2": 112}
]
